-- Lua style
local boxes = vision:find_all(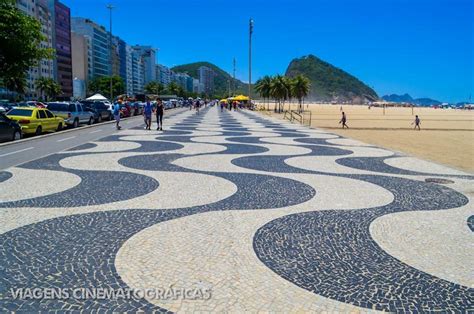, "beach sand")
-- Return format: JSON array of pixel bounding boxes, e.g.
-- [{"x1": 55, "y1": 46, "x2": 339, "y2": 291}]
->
[{"x1": 258, "y1": 103, "x2": 474, "y2": 172}]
